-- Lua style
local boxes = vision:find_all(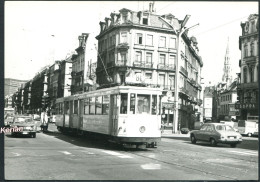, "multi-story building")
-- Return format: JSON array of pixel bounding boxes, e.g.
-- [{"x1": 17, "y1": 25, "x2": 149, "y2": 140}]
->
[
  {"x1": 4, "y1": 78, "x2": 28, "y2": 97},
  {"x1": 58, "y1": 56, "x2": 72, "y2": 98},
  {"x1": 95, "y1": 6, "x2": 203, "y2": 130},
  {"x1": 236, "y1": 14, "x2": 259, "y2": 120},
  {"x1": 71, "y1": 33, "x2": 89, "y2": 95},
  {"x1": 48, "y1": 61, "x2": 60, "y2": 113},
  {"x1": 217, "y1": 80, "x2": 239, "y2": 121}
]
